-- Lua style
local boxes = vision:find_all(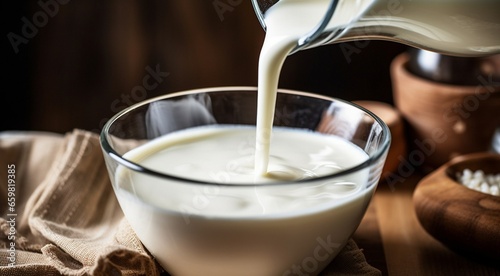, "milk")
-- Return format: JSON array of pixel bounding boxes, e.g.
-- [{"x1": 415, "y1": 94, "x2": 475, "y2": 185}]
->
[
  {"x1": 255, "y1": 0, "x2": 500, "y2": 173},
  {"x1": 115, "y1": 126, "x2": 374, "y2": 276},
  {"x1": 255, "y1": 0, "x2": 500, "y2": 56},
  {"x1": 255, "y1": 0, "x2": 374, "y2": 175},
  {"x1": 113, "y1": 1, "x2": 381, "y2": 275}
]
